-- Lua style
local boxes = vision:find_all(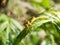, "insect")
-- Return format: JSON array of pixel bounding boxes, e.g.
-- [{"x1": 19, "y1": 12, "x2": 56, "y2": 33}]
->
[{"x1": 23, "y1": 17, "x2": 36, "y2": 28}]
